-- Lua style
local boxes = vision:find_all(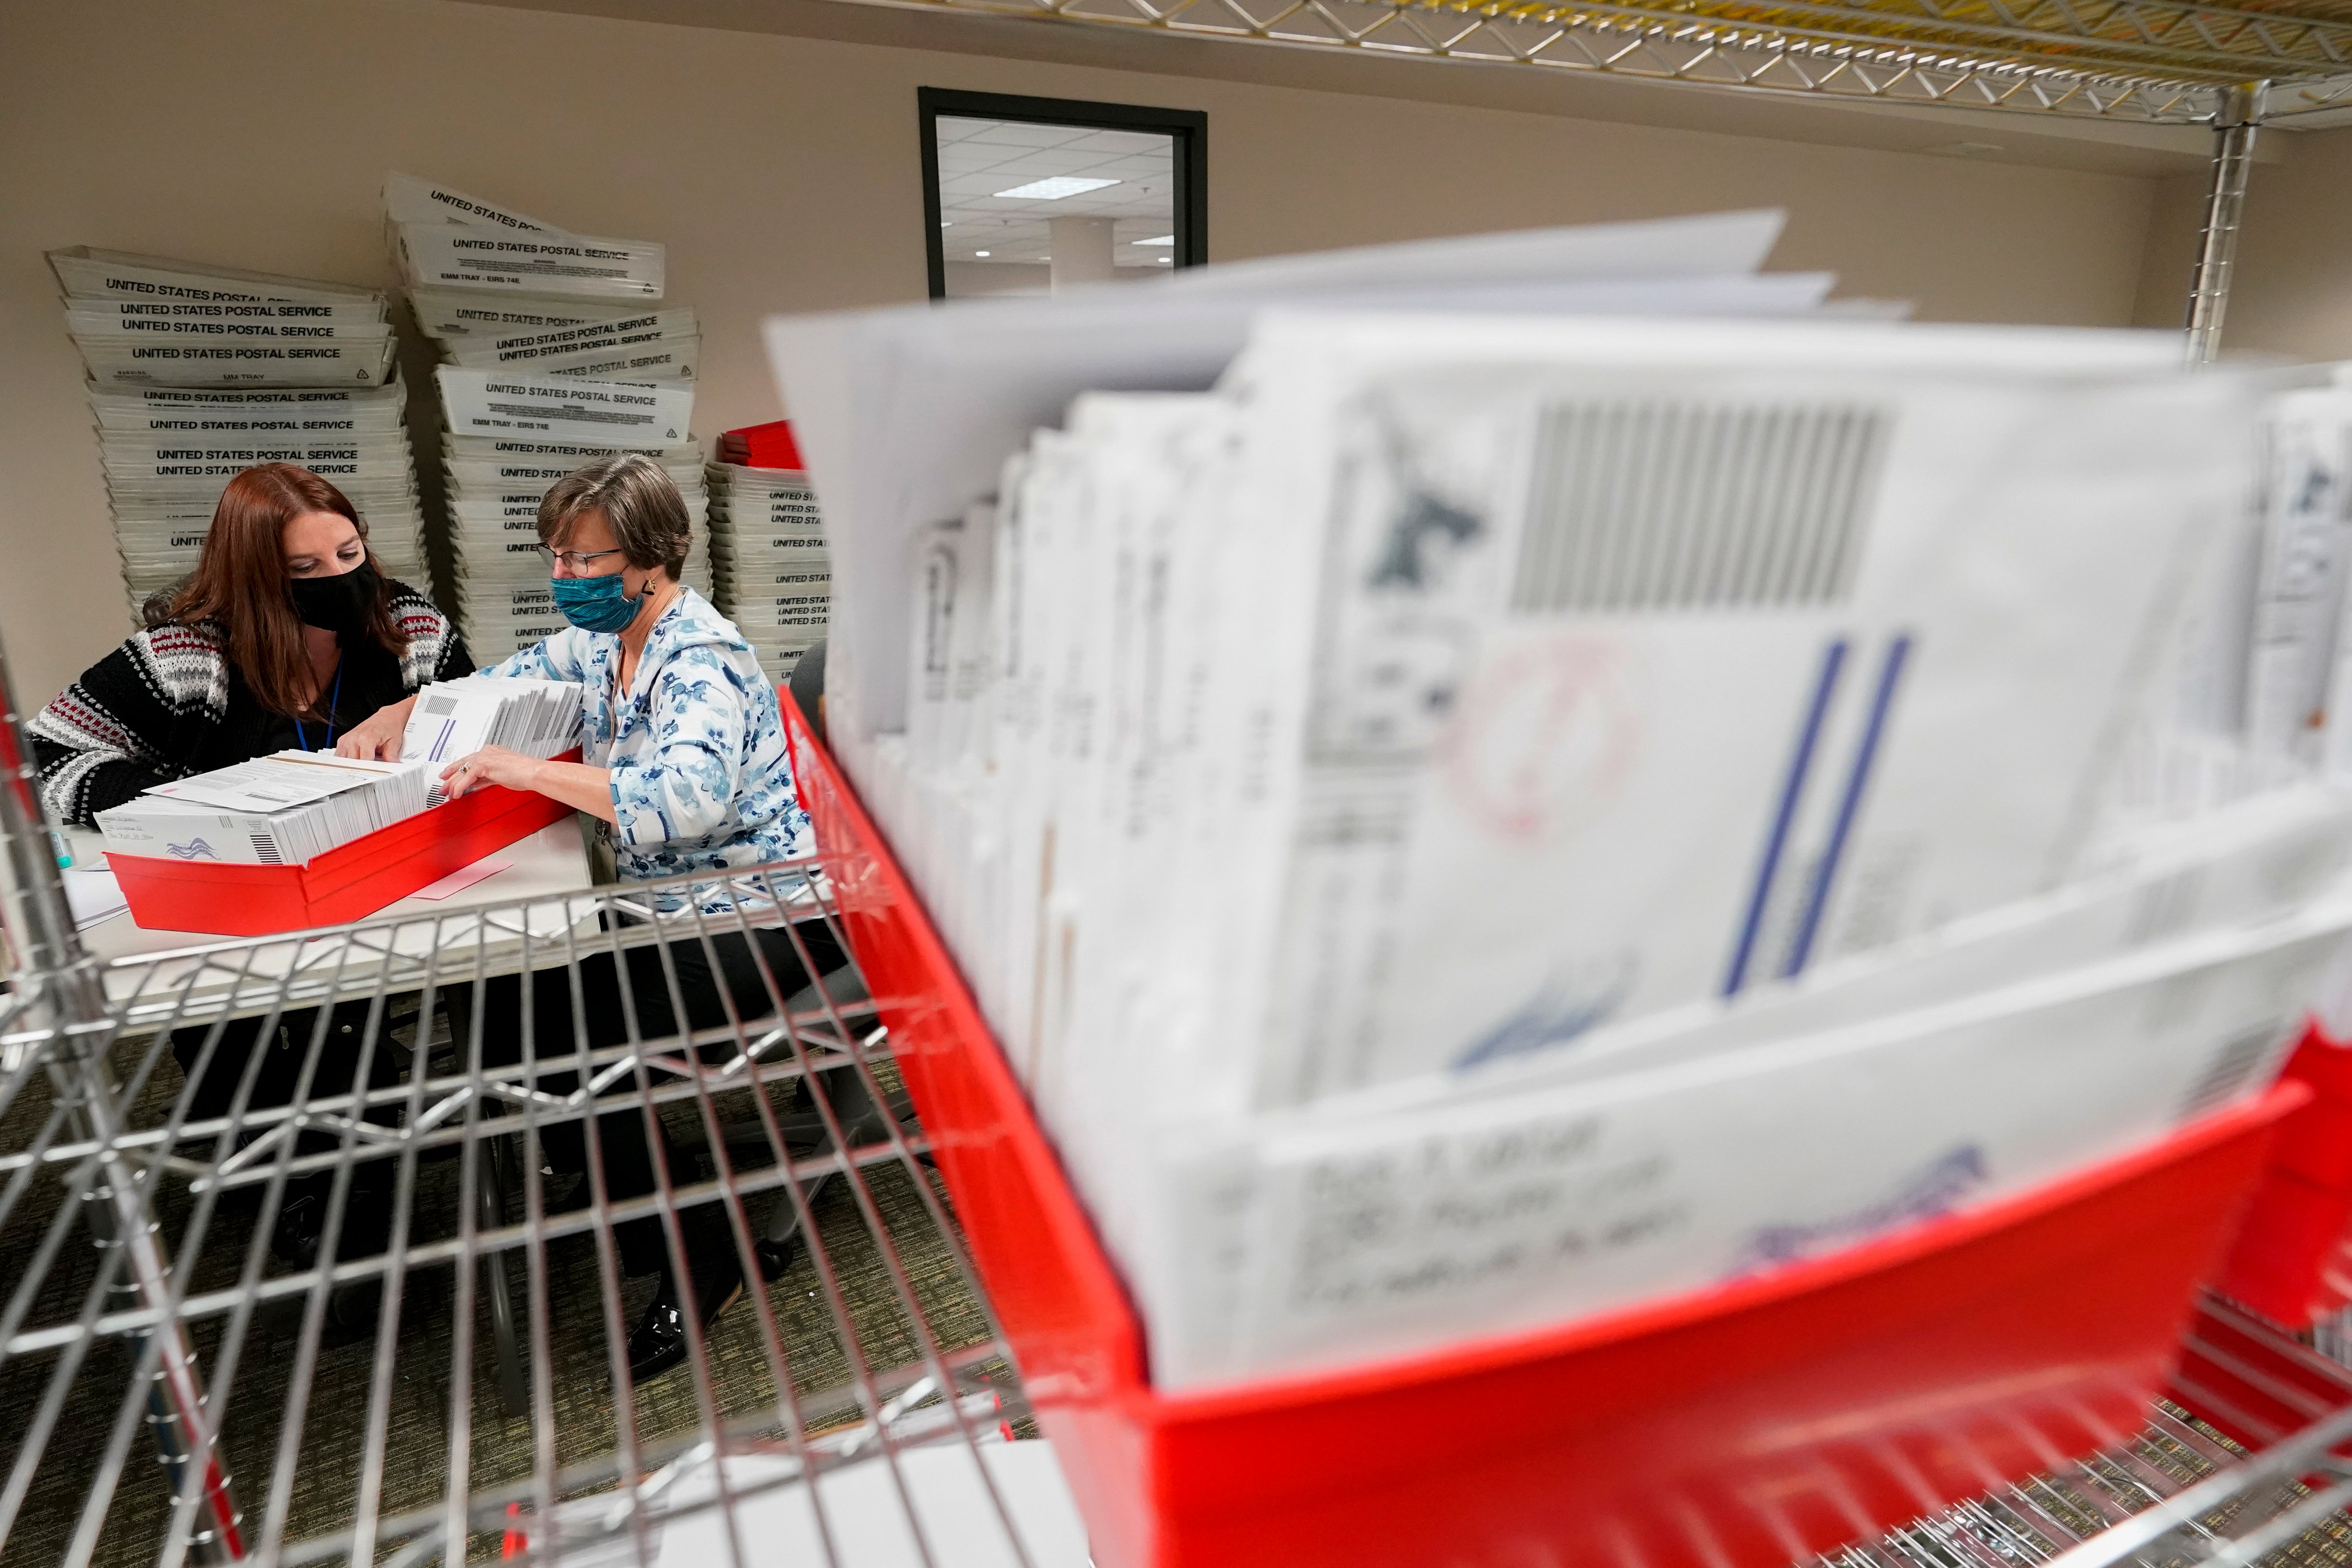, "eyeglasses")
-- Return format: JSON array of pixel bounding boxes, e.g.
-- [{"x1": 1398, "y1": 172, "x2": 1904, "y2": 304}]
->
[{"x1": 537, "y1": 546, "x2": 626, "y2": 571}]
